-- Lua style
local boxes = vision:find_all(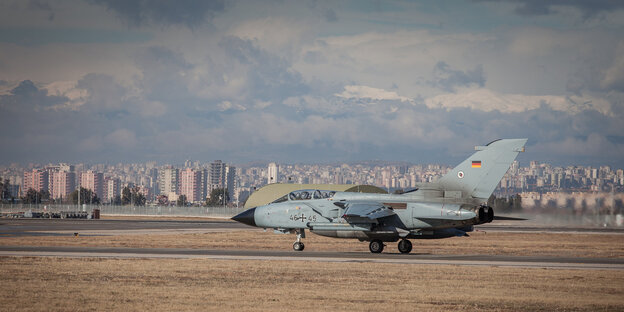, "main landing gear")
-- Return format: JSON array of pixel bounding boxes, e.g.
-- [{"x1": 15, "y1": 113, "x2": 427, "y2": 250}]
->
[
  {"x1": 397, "y1": 239, "x2": 412, "y2": 254},
  {"x1": 293, "y1": 229, "x2": 305, "y2": 251},
  {"x1": 369, "y1": 239, "x2": 384, "y2": 253},
  {"x1": 368, "y1": 239, "x2": 412, "y2": 254}
]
